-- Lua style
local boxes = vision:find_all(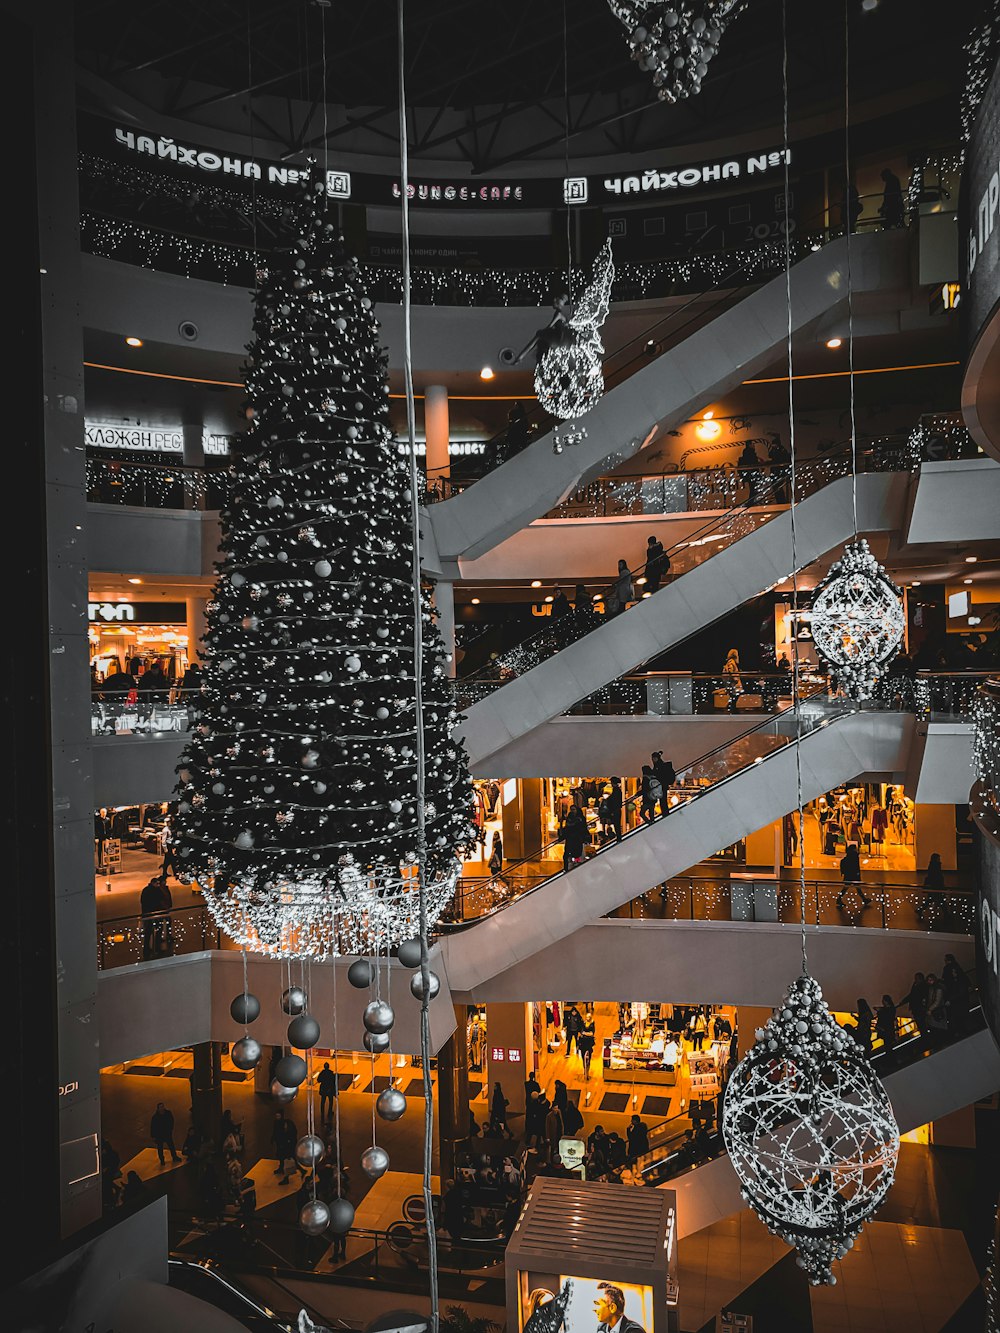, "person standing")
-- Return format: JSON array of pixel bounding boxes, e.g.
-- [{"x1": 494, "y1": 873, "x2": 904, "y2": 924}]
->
[
  {"x1": 942, "y1": 953, "x2": 971, "y2": 1036},
  {"x1": 544, "y1": 1099, "x2": 564, "y2": 1164},
  {"x1": 836, "y1": 844, "x2": 871, "y2": 912},
  {"x1": 875, "y1": 995, "x2": 897, "y2": 1058},
  {"x1": 899, "y1": 972, "x2": 930, "y2": 1039},
  {"x1": 561, "y1": 804, "x2": 588, "y2": 872},
  {"x1": 317, "y1": 1062, "x2": 339, "y2": 1123},
  {"x1": 722, "y1": 648, "x2": 742, "y2": 711},
  {"x1": 577, "y1": 1009, "x2": 597, "y2": 1081},
  {"x1": 878, "y1": 167, "x2": 905, "y2": 228},
  {"x1": 564, "y1": 1003, "x2": 584, "y2": 1056},
  {"x1": 552, "y1": 586, "x2": 571, "y2": 619},
  {"x1": 640, "y1": 765, "x2": 662, "y2": 824},
  {"x1": 151, "y1": 1101, "x2": 181, "y2": 1165},
  {"x1": 602, "y1": 777, "x2": 623, "y2": 843},
  {"x1": 490, "y1": 1081, "x2": 512, "y2": 1138},
  {"x1": 690, "y1": 1010, "x2": 708, "y2": 1052},
  {"x1": 607, "y1": 560, "x2": 634, "y2": 618},
  {"x1": 644, "y1": 536, "x2": 668, "y2": 594},
  {"x1": 272, "y1": 1111, "x2": 299, "y2": 1183},
  {"x1": 525, "y1": 1092, "x2": 548, "y2": 1149},
  {"x1": 916, "y1": 852, "x2": 945, "y2": 924},
  {"x1": 651, "y1": 752, "x2": 675, "y2": 806},
  {"x1": 626, "y1": 1114, "x2": 650, "y2": 1164}
]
